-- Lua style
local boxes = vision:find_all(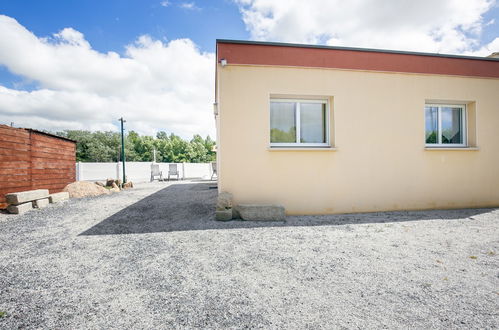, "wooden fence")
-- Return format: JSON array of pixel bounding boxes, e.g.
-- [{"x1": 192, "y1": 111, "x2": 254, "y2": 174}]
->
[{"x1": 0, "y1": 125, "x2": 76, "y2": 209}]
